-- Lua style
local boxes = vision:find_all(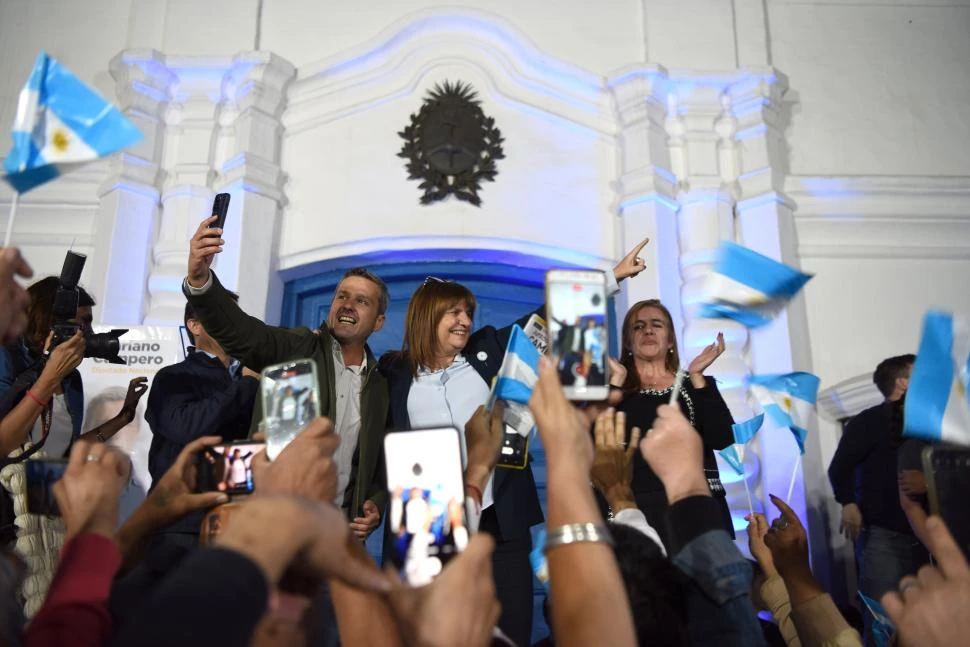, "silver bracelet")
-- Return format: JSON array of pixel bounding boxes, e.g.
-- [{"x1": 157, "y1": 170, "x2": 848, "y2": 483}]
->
[{"x1": 544, "y1": 523, "x2": 614, "y2": 553}]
